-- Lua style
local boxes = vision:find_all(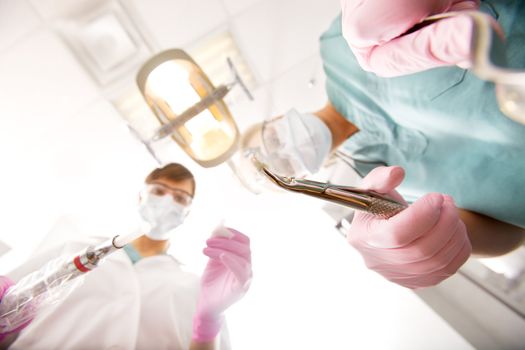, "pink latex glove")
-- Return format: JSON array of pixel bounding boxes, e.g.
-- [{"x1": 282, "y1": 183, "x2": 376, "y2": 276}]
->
[
  {"x1": 0, "y1": 276, "x2": 12, "y2": 299},
  {"x1": 0, "y1": 276, "x2": 31, "y2": 342},
  {"x1": 0, "y1": 276, "x2": 14, "y2": 341},
  {"x1": 192, "y1": 227, "x2": 252, "y2": 342},
  {"x1": 347, "y1": 166, "x2": 471, "y2": 288},
  {"x1": 341, "y1": 0, "x2": 488, "y2": 77}
]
